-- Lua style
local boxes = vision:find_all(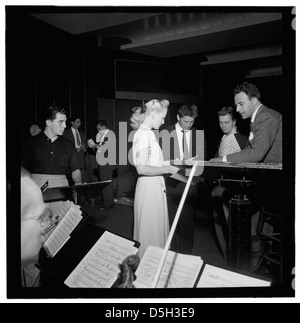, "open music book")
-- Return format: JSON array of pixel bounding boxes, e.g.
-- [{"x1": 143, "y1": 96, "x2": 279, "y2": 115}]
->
[
  {"x1": 134, "y1": 245, "x2": 271, "y2": 288},
  {"x1": 197, "y1": 264, "x2": 271, "y2": 288},
  {"x1": 43, "y1": 200, "x2": 83, "y2": 257},
  {"x1": 169, "y1": 159, "x2": 204, "y2": 185},
  {"x1": 218, "y1": 133, "x2": 241, "y2": 157},
  {"x1": 64, "y1": 231, "x2": 139, "y2": 288},
  {"x1": 134, "y1": 246, "x2": 203, "y2": 288}
]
